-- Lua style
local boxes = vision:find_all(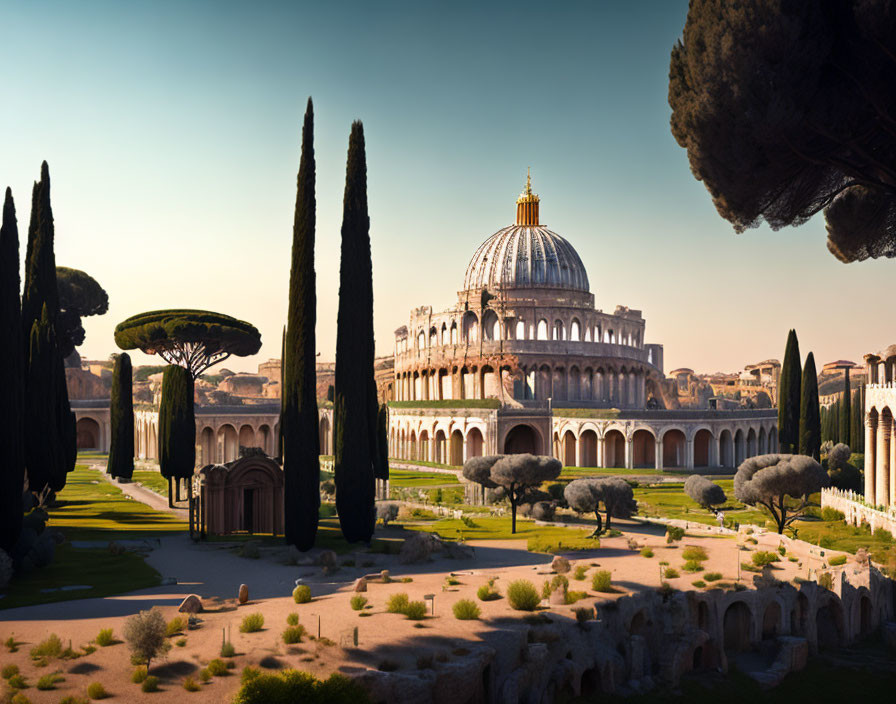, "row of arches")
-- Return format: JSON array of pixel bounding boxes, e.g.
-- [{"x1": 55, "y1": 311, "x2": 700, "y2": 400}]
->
[{"x1": 391, "y1": 426, "x2": 484, "y2": 465}]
